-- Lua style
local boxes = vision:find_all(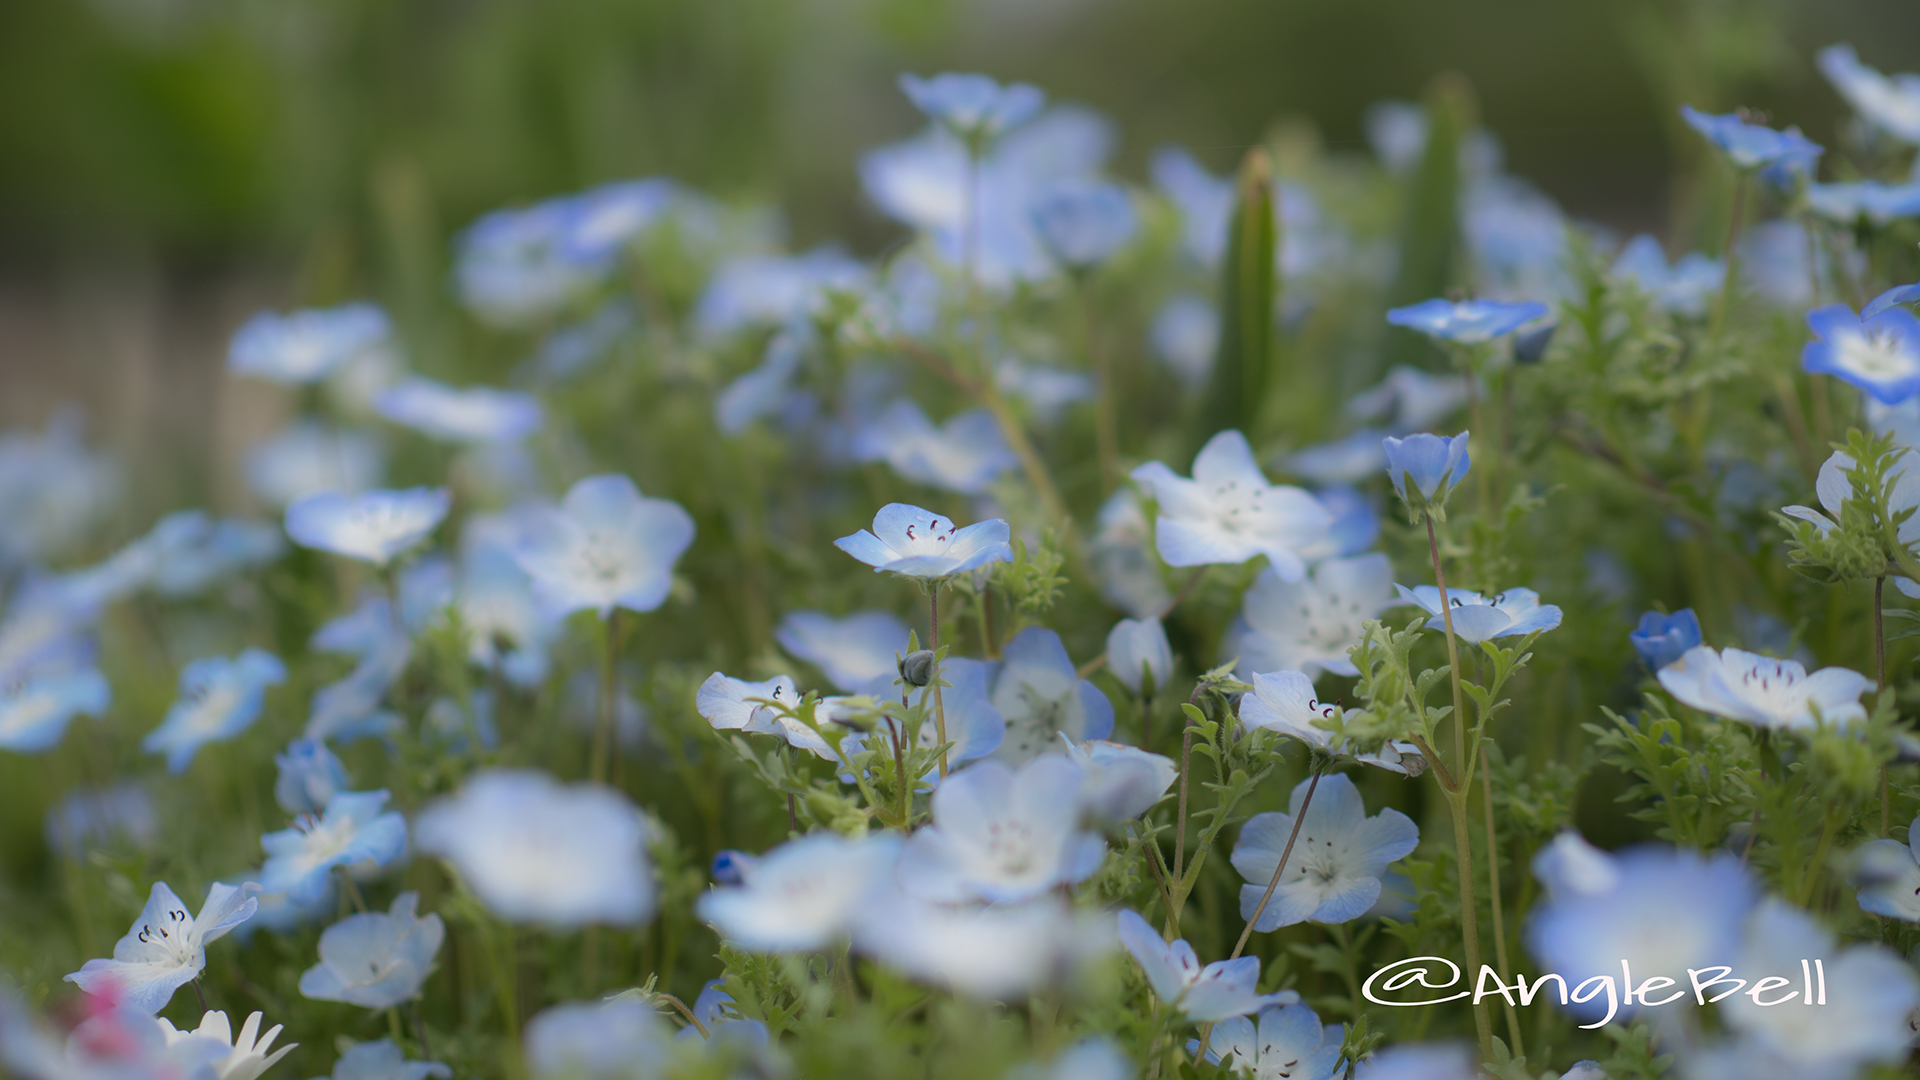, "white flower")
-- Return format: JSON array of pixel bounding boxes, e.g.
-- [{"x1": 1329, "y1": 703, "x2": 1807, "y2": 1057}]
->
[
  {"x1": 1130, "y1": 430, "x2": 1333, "y2": 579},
  {"x1": 853, "y1": 891, "x2": 1114, "y2": 999},
  {"x1": 1105, "y1": 617, "x2": 1172, "y2": 695},
  {"x1": 1231, "y1": 773, "x2": 1418, "y2": 931},
  {"x1": 66, "y1": 881, "x2": 259, "y2": 1013},
  {"x1": 1231, "y1": 554, "x2": 1396, "y2": 678},
  {"x1": 1238, "y1": 670, "x2": 1426, "y2": 775},
  {"x1": 156, "y1": 1011, "x2": 295, "y2": 1080},
  {"x1": 694, "y1": 672, "x2": 835, "y2": 758},
  {"x1": 1060, "y1": 737, "x2": 1177, "y2": 822},
  {"x1": 284, "y1": 488, "x2": 451, "y2": 566},
  {"x1": 696, "y1": 831, "x2": 901, "y2": 952},
  {"x1": 1394, "y1": 583, "x2": 1563, "y2": 644},
  {"x1": 835, "y1": 503, "x2": 1015, "y2": 580},
  {"x1": 1658, "y1": 645, "x2": 1871, "y2": 730},
  {"x1": 512, "y1": 475, "x2": 696, "y2": 618},
  {"x1": 897, "y1": 755, "x2": 1106, "y2": 903},
  {"x1": 299, "y1": 892, "x2": 445, "y2": 1008},
  {"x1": 1089, "y1": 489, "x2": 1172, "y2": 618},
  {"x1": 1117, "y1": 909, "x2": 1295, "y2": 1022}
]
